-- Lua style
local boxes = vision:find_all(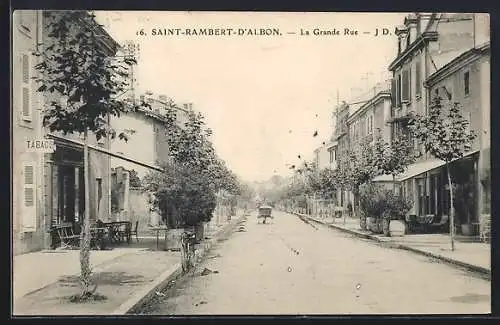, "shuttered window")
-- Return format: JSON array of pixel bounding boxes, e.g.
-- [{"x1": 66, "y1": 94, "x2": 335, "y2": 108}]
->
[
  {"x1": 402, "y1": 69, "x2": 410, "y2": 102},
  {"x1": 396, "y1": 74, "x2": 402, "y2": 107},
  {"x1": 391, "y1": 78, "x2": 397, "y2": 108},
  {"x1": 21, "y1": 52, "x2": 32, "y2": 121},
  {"x1": 415, "y1": 59, "x2": 422, "y2": 97},
  {"x1": 22, "y1": 162, "x2": 37, "y2": 232},
  {"x1": 464, "y1": 71, "x2": 470, "y2": 96}
]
